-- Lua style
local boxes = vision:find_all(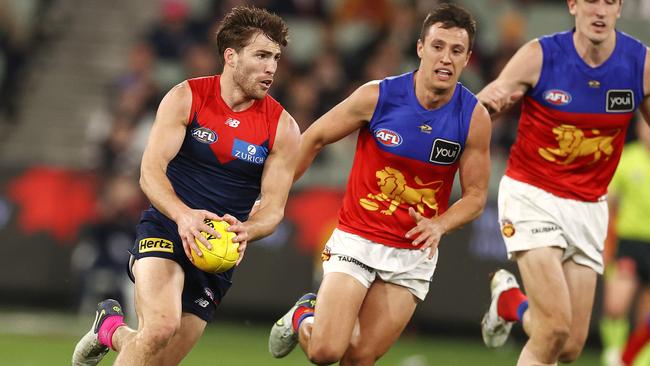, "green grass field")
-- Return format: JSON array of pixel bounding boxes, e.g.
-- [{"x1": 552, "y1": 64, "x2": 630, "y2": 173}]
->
[{"x1": 0, "y1": 312, "x2": 601, "y2": 365}]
